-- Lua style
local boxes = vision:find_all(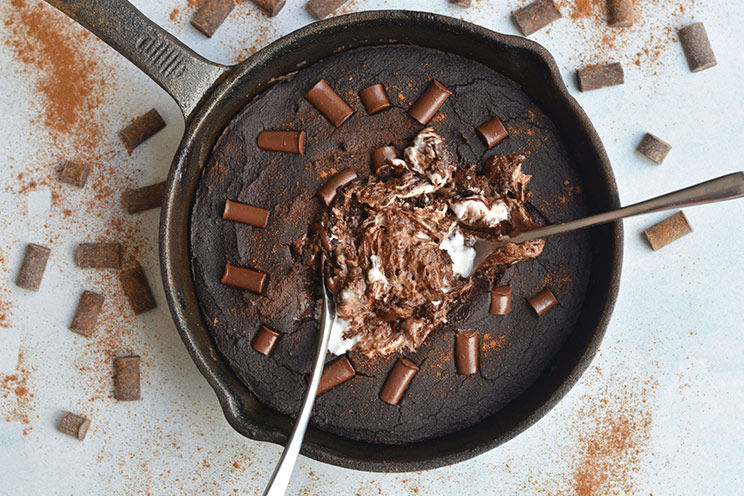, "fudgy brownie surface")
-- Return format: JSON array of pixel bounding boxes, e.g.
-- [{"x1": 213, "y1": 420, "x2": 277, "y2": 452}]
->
[{"x1": 190, "y1": 45, "x2": 592, "y2": 444}]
